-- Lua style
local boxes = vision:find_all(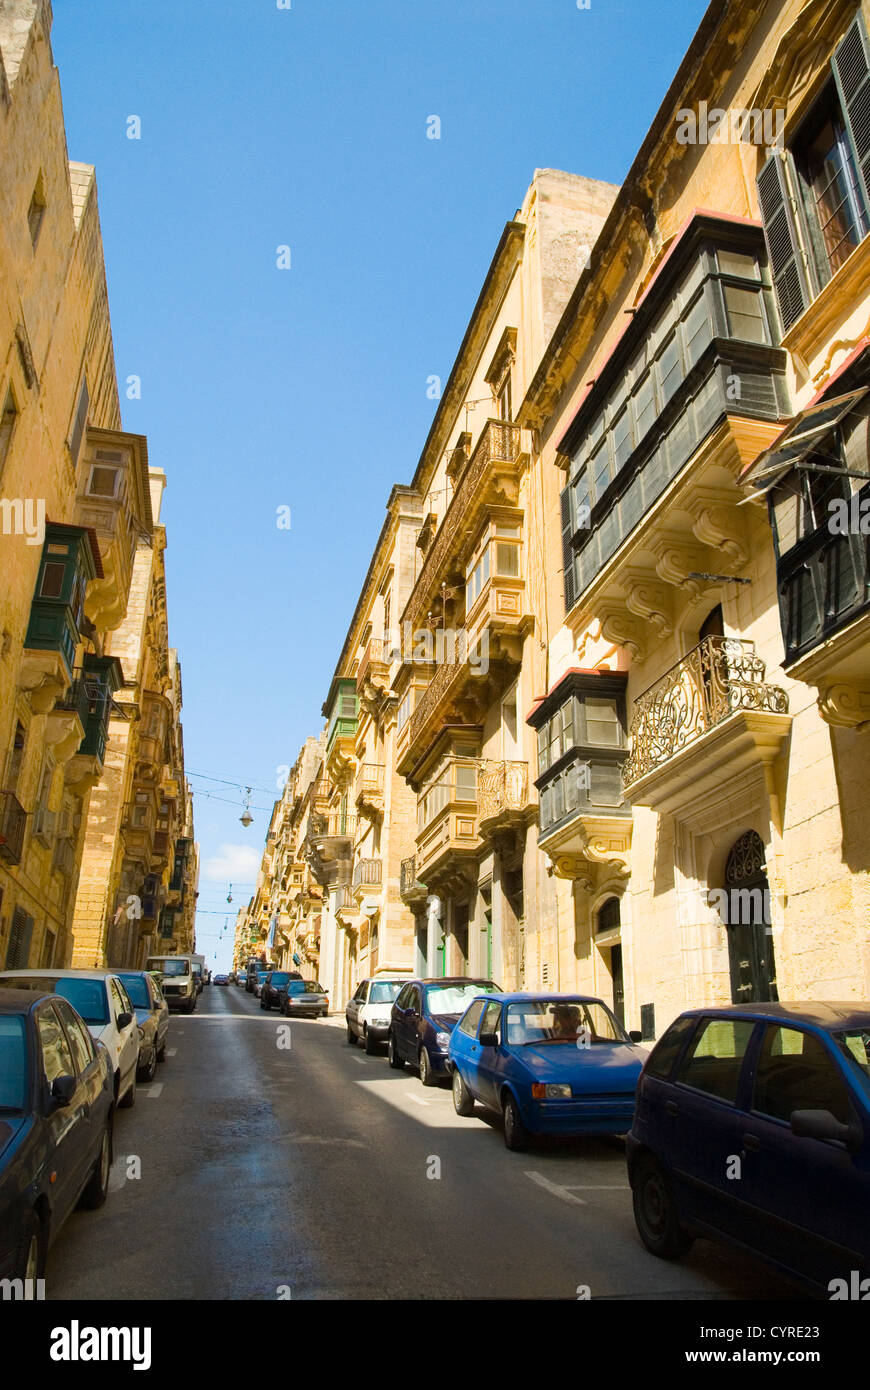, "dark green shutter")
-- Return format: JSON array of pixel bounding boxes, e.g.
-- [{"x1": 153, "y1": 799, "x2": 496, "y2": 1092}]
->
[
  {"x1": 560, "y1": 485, "x2": 576, "y2": 610},
  {"x1": 832, "y1": 11, "x2": 870, "y2": 218},
  {"x1": 757, "y1": 150, "x2": 812, "y2": 332}
]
